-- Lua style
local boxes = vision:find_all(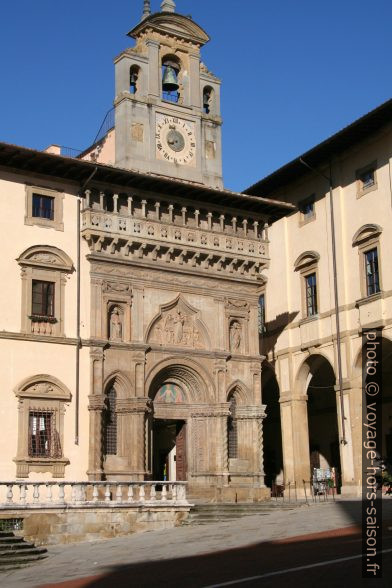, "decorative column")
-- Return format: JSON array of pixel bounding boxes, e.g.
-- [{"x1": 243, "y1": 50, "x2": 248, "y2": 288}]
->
[
  {"x1": 235, "y1": 406, "x2": 266, "y2": 486},
  {"x1": 87, "y1": 346, "x2": 105, "y2": 480}
]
